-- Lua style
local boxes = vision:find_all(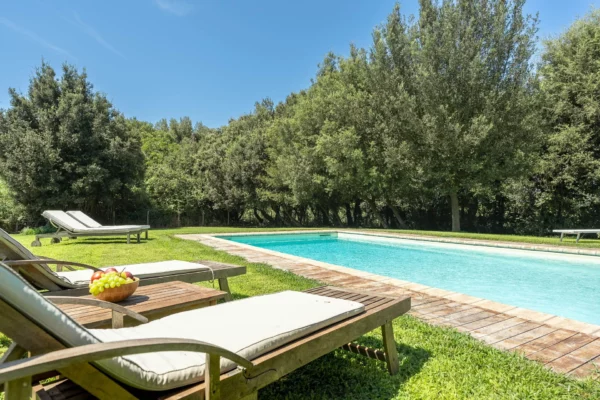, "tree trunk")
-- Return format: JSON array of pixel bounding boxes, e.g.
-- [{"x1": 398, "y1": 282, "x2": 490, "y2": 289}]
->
[
  {"x1": 259, "y1": 209, "x2": 275, "y2": 224},
  {"x1": 450, "y1": 190, "x2": 460, "y2": 232},
  {"x1": 330, "y1": 206, "x2": 343, "y2": 227},
  {"x1": 353, "y1": 199, "x2": 362, "y2": 227},
  {"x1": 388, "y1": 204, "x2": 408, "y2": 229},
  {"x1": 367, "y1": 198, "x2": 389, "y2": 228},
  {"x1": 345, "y1": 203, "x2": 354, "y2": 226},
  {"x1": 282, "y1": 207, "x2": 301, "y2": 227},
  {"x1": 319, "y1": 205, "x2": 330, "y2": 226},
  {"x1": 253, "y1": 208, "x2": 264, "y2": 224}
]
